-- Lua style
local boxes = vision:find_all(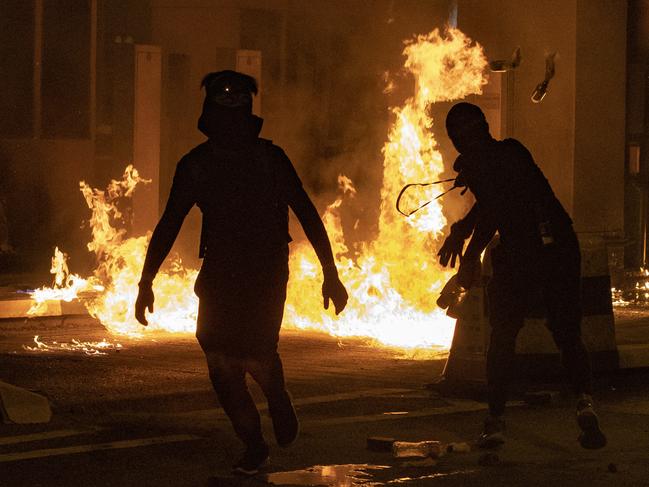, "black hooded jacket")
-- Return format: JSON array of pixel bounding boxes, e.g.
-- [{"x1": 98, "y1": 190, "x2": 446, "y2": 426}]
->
[
  {"x1": 454, "y1": 138, "x2": 572, "y2": 254},
  {"x1": 140, "y1": 107, "x2": 335, "y2": 280}
]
